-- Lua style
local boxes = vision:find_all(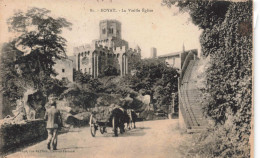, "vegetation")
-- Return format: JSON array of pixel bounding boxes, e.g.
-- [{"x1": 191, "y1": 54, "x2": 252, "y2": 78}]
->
[
  {"x1": 1, "y1": 8, "x2": 179, "y2": 122},
  {"x1": 64, "y1": 58, "x2": 179, "y2": 118},
  {"x1": 118, "y1": 58, "x2": 179, "y2": 112},
  {"x1": 163, "y1": 0, "x2": 252, "y2": 157},
  {"x1": 1, "y1": 8, "x2": 72, "y2": 118}
]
